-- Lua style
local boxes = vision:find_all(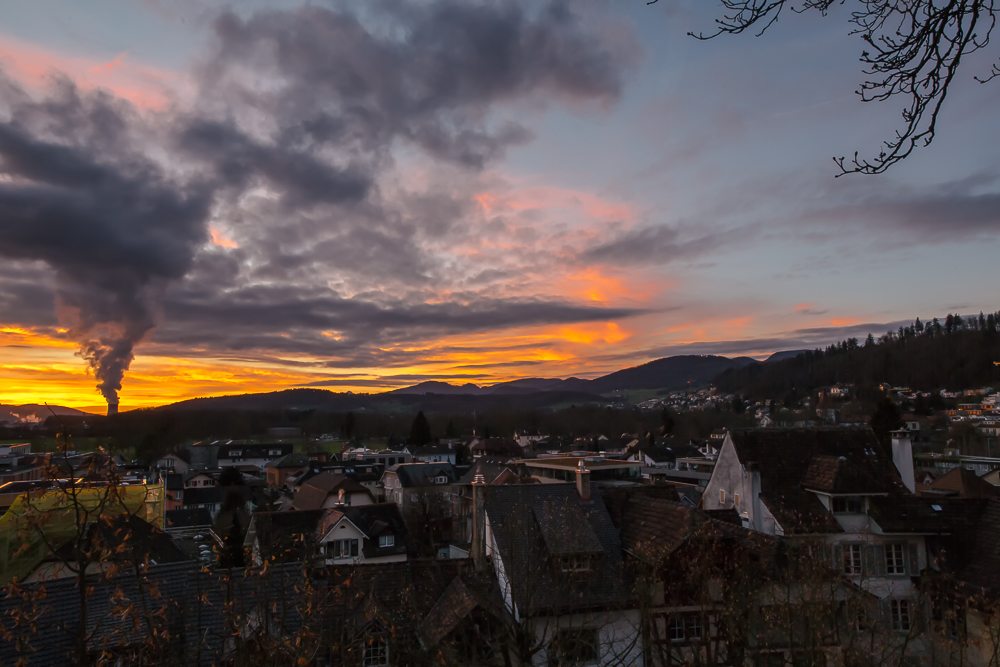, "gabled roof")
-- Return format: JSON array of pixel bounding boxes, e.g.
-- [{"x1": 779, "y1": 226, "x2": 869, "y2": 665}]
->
[
  {"x1": 292, "y1": 472, "x2": 375, "y2": 510},
  {"x1": 920, "y1": 466, "x2": 1000, "y2": 498},
  {"x1": 339, "y1": 503, "x2": 412, "y2": 559},
  {"x1": 727, "y1": 427, "x2": 907, "y2": 534},
  {"x1": 483, "y1": 484, "x2": 630, "y2": 613},
  {"x1": 388, "y1": 462, "x2": 457, "y2": 487},
  {"x1": 619, "y1": 497, "x2": 749, "y2": 561},
  {"x1": 250, "y1": 509, "x2": 326, "y2": 561},
  {"x1": 456, "y1": 458, "x2": 517, "y2": 485}
]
